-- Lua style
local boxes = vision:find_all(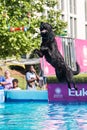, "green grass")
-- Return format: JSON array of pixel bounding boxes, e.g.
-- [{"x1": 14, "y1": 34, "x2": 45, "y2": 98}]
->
[
  {"x1": 74, "y1": 73, "x2": 87, "y2": 83},
  {"x1": 13, "y1": 73, "x2": 87, "y2": 89},
  {"x1": 1, "y1": 65, "x2": 87, "y2": 89},
  {"x1": 13, "y1": 73, "x2": 87, "y2": 90},
  {"x1": 47, "y1": 73, "x2": 87, "y2": 83}
]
